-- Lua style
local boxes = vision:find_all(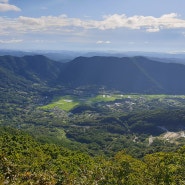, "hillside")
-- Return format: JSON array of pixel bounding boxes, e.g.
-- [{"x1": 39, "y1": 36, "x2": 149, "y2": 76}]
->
[
  {"x1": 1, "y1": 126, "x2": 185, "y2": 184},
  {"x1": 60, "y1": 56, "x2": 185, "y2": 94},
  {"x1": 1, "y1": 55, "x2": 185, "y2": 94},
  {"x1": 0, "y1": 55, "x2": 63, "y2": 87}
]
